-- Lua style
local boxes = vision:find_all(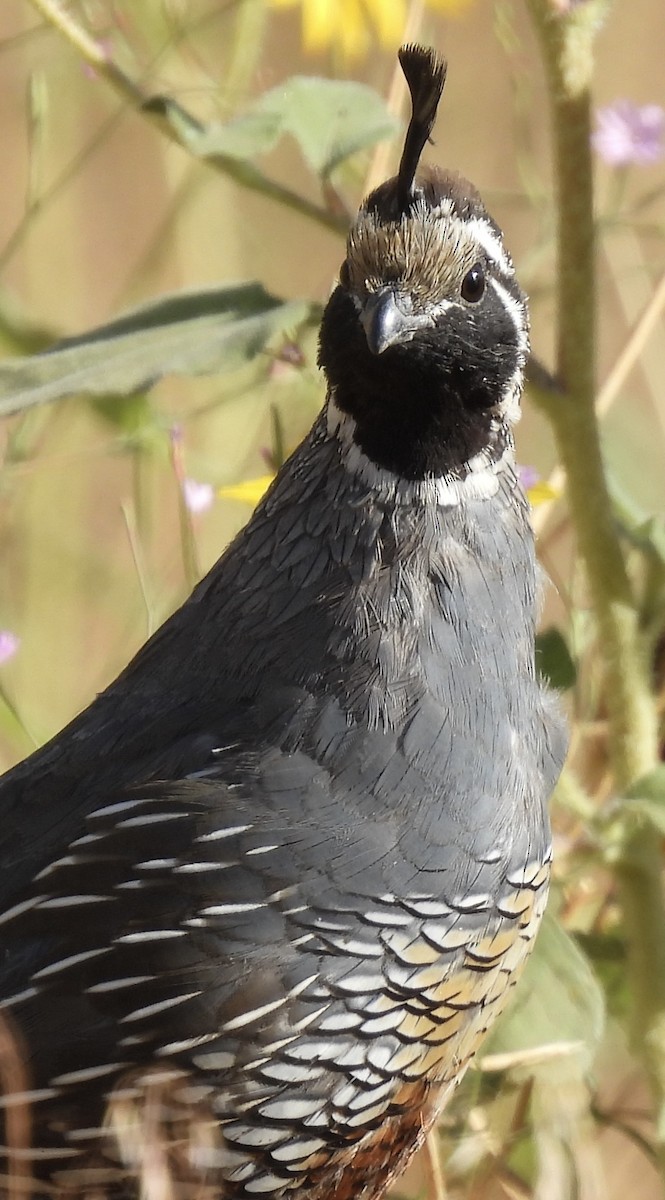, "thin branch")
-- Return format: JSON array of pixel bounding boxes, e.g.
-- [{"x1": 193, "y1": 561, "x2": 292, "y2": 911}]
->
[
  {"x1": 27, "y1": 0, "x2": 348, "y2": 238},
  {"x1": 422, "y1": 1130, "x2": 447, "y2": 1200},
  {"x1": 532, "y1": 258, "x2": 665, "y2": 536},
  {"x1": 597, "y1": 260, "x2": 665, "y2": 419},
  {"x1": 120, "y1": 502, "x2": 157, "y2": 638},
  {"x1": 0, "y1": 1013, "x2": 32, "y2": 1200}
]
